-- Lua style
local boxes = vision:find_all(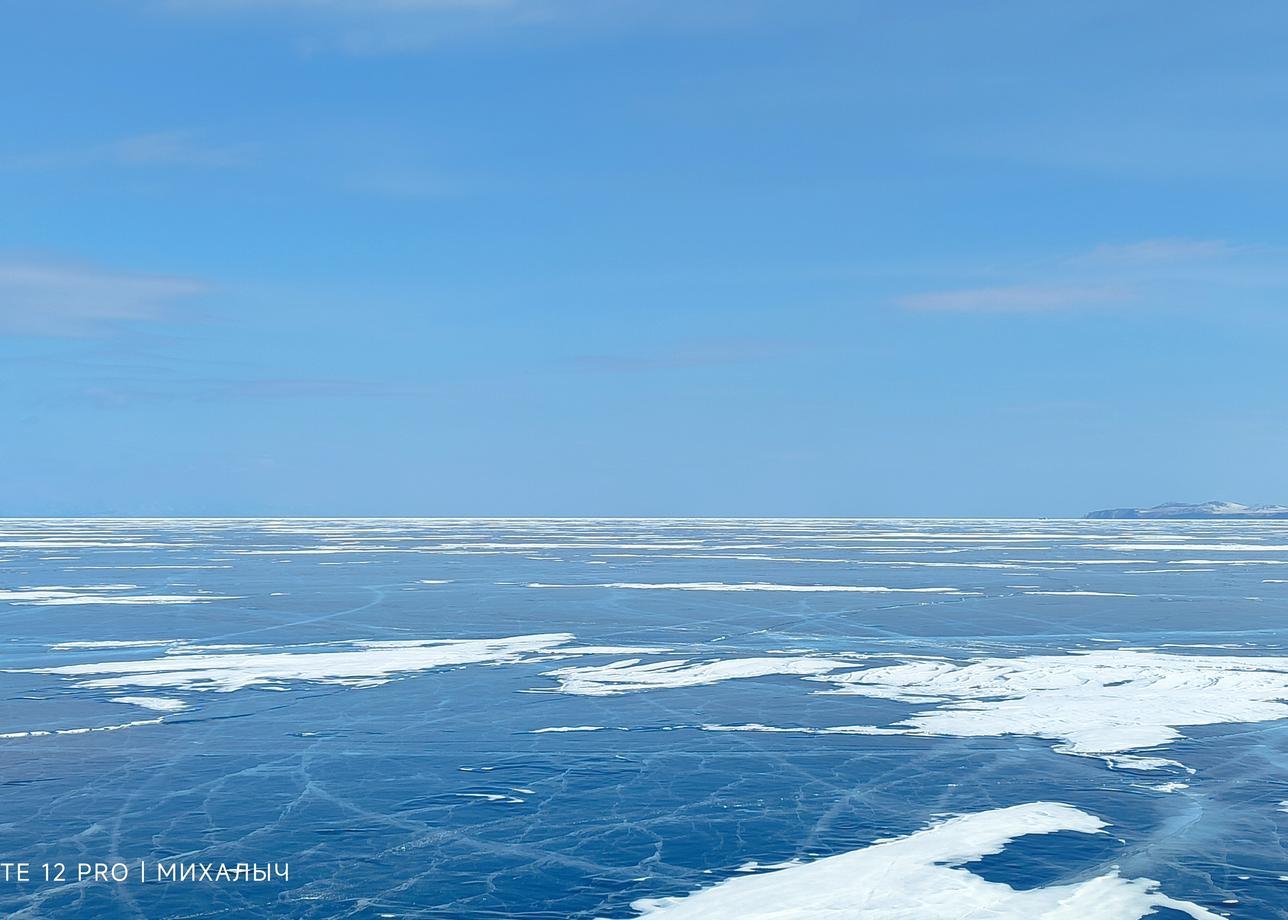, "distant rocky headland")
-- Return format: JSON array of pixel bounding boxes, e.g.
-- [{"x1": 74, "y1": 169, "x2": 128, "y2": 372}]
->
[{"x1": 1086, "y1": 501, "x2": 1288, "y2": 520}]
